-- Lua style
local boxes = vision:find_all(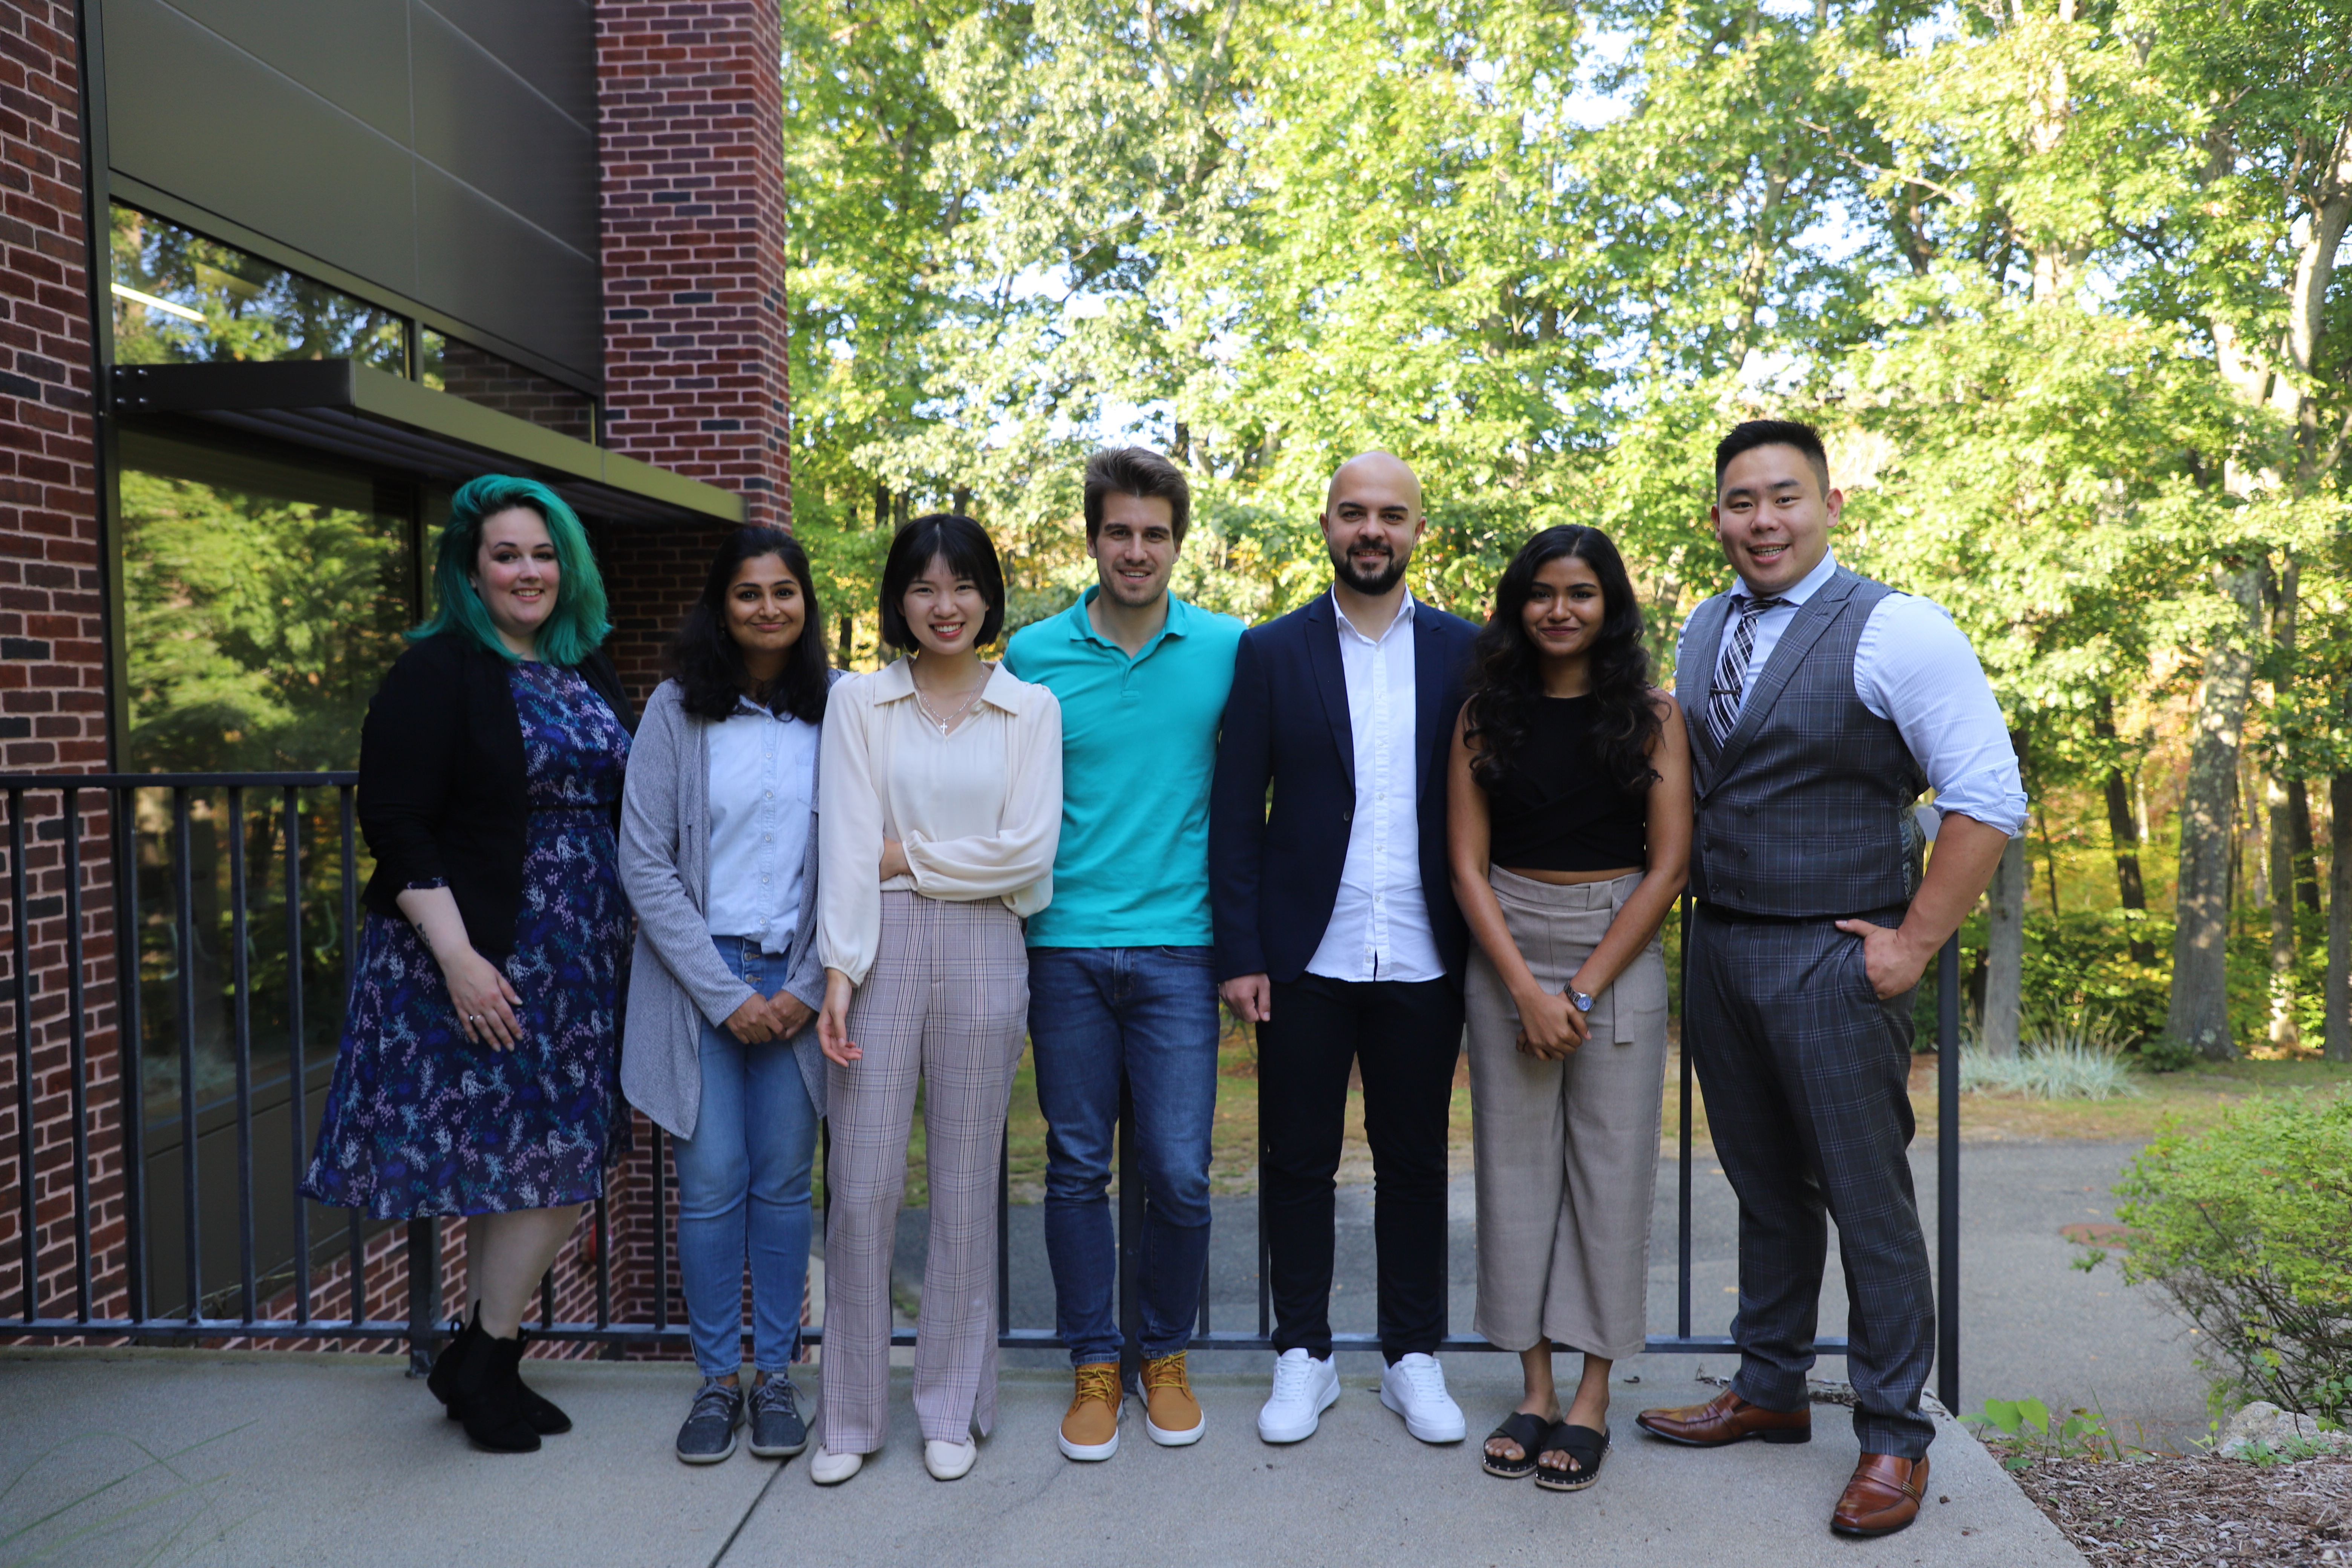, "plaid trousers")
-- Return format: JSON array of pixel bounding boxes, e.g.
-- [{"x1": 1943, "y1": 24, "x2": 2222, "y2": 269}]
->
[
  {"x1": 818, "y1": 891, "x2": 1027, "y2": 1452},
  {"x1": 1685, "y1": 906, "x2": 1937, "y2": 1458}
]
